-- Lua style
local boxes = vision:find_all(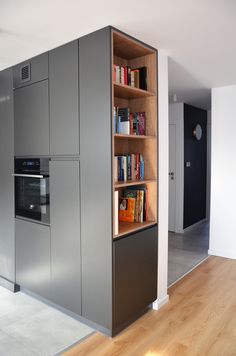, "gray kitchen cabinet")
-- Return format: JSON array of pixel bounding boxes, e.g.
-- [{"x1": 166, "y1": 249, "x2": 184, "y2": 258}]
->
[
  {"x1": 49, "y1": 40, "x2": 79, "y2": 156},
  {"x1": 0, "y1": 69, "x2": 15, "y2": 289},
  {"x1": 14, "y1": 80, "x2": 49, "y2": 156},
  {"x1": 13, "y1": 52, "x2": 48, "y2": 89},
  {"x1": 50, "y1": 160, "x2": 81, "y2": 314},
  {"x1": 15, "y1": 219, "x2": 51, "y2": 299}
]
